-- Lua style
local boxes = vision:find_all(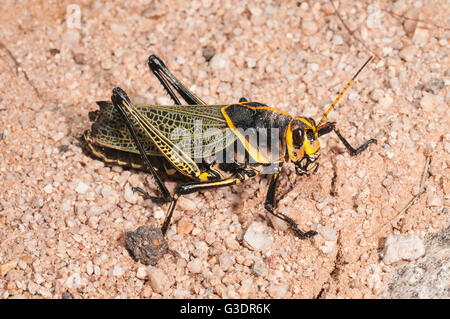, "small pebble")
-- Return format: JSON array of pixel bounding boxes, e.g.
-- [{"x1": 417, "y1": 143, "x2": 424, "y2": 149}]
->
[
  {"x1": 62, "y1": 292, "x2": 73, "y2": 299},
  {"x1": 320, "y1": 228, "x2": 337, "y2": 242},
  {"x1": 403, "y1": 8, "x2": 419, "y2": 37},
  {"x1": 319, "y1": 241, "x2": 335, "y2": 254},
  {"x1": 136, "y1": 266, "x2": 148, "y2": 280},
  {"x1": 413, "y1": 28, "x2": 429, "y2": 46},
  {"x1": 252, "y1": 258, "x2": 265, "y2": 276},
  {"x1": 124, "y1": 183, "x2": 138, "y2": 204},
  {"x1": 153, "y1": 206, "x2": 165, "y2": 219},
  {"x1": 302, "y1": 19, "x2": 319, "y2": 35},
  {"x1": 202, "y1": 45, "x2": 216, "y2": 62},
  {"x1": 75, "y1": 181, "x2": 89, "y2": 194},
  {"x1": 218, "y1": 253, "x2": 235, "y2": 271},
  {"x1": 111, "y1": 23, "x2": 126, "y2": 35},
  {"x1": 65, "y1": 273, "x2": 81, "y2": 289},
  {"x1": 43, "y1": 184, "x2": 53, "y2": 194},
  {"x1": 424, "y1": 78, "x2": 444, "y2": 94},
  {"x1": 62, "y1": 29, "x2": 80, "y2": 46},
  {"x1": 177, "y1": 197, "x2": 196, "y2": 211},
  {"x1": 399, "y1": 45, "x2": 416, "y2": 62},
  {"x1": 0, "y1": 260, "x2": 17, "y2": 276},
  {"x1": 147, "y1": 267, "x2": 168, "y2": 294},
  {"x1": 420, "y1": 93, "x2": 443, "y2": 113},
  {"x1": 332, "y1": 34, "x2": 344, "y2": 45},
  {"x1": 209, "y1": 52, "x2": 230, "y2": 70},
  {"x1": 187, "y1": 258, "x2": 203, "y2": 274},
  {"x1": 243, "y1": 222, "x2": 274, "y2": 251},
  {"x1": 177, "y1": 219, "x2": 194, "y2": 235},
  {"x1": 176, "y1": 55, "x2": 185, "y2": 65},
  {"x1": 112, "y1": 265, "x2": 124, "y2": 276}
]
